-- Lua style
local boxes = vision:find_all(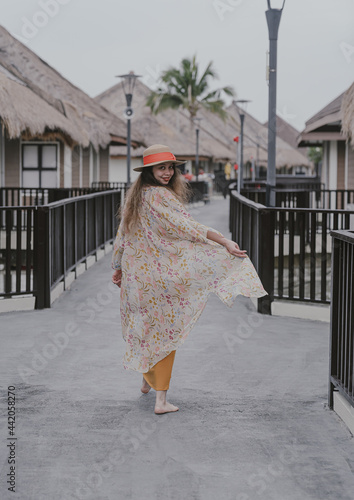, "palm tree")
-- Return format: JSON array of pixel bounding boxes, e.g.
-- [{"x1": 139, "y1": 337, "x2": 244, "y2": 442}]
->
[{"x1": 146, "y1": 56, "x2": 235, "y2": 121}]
